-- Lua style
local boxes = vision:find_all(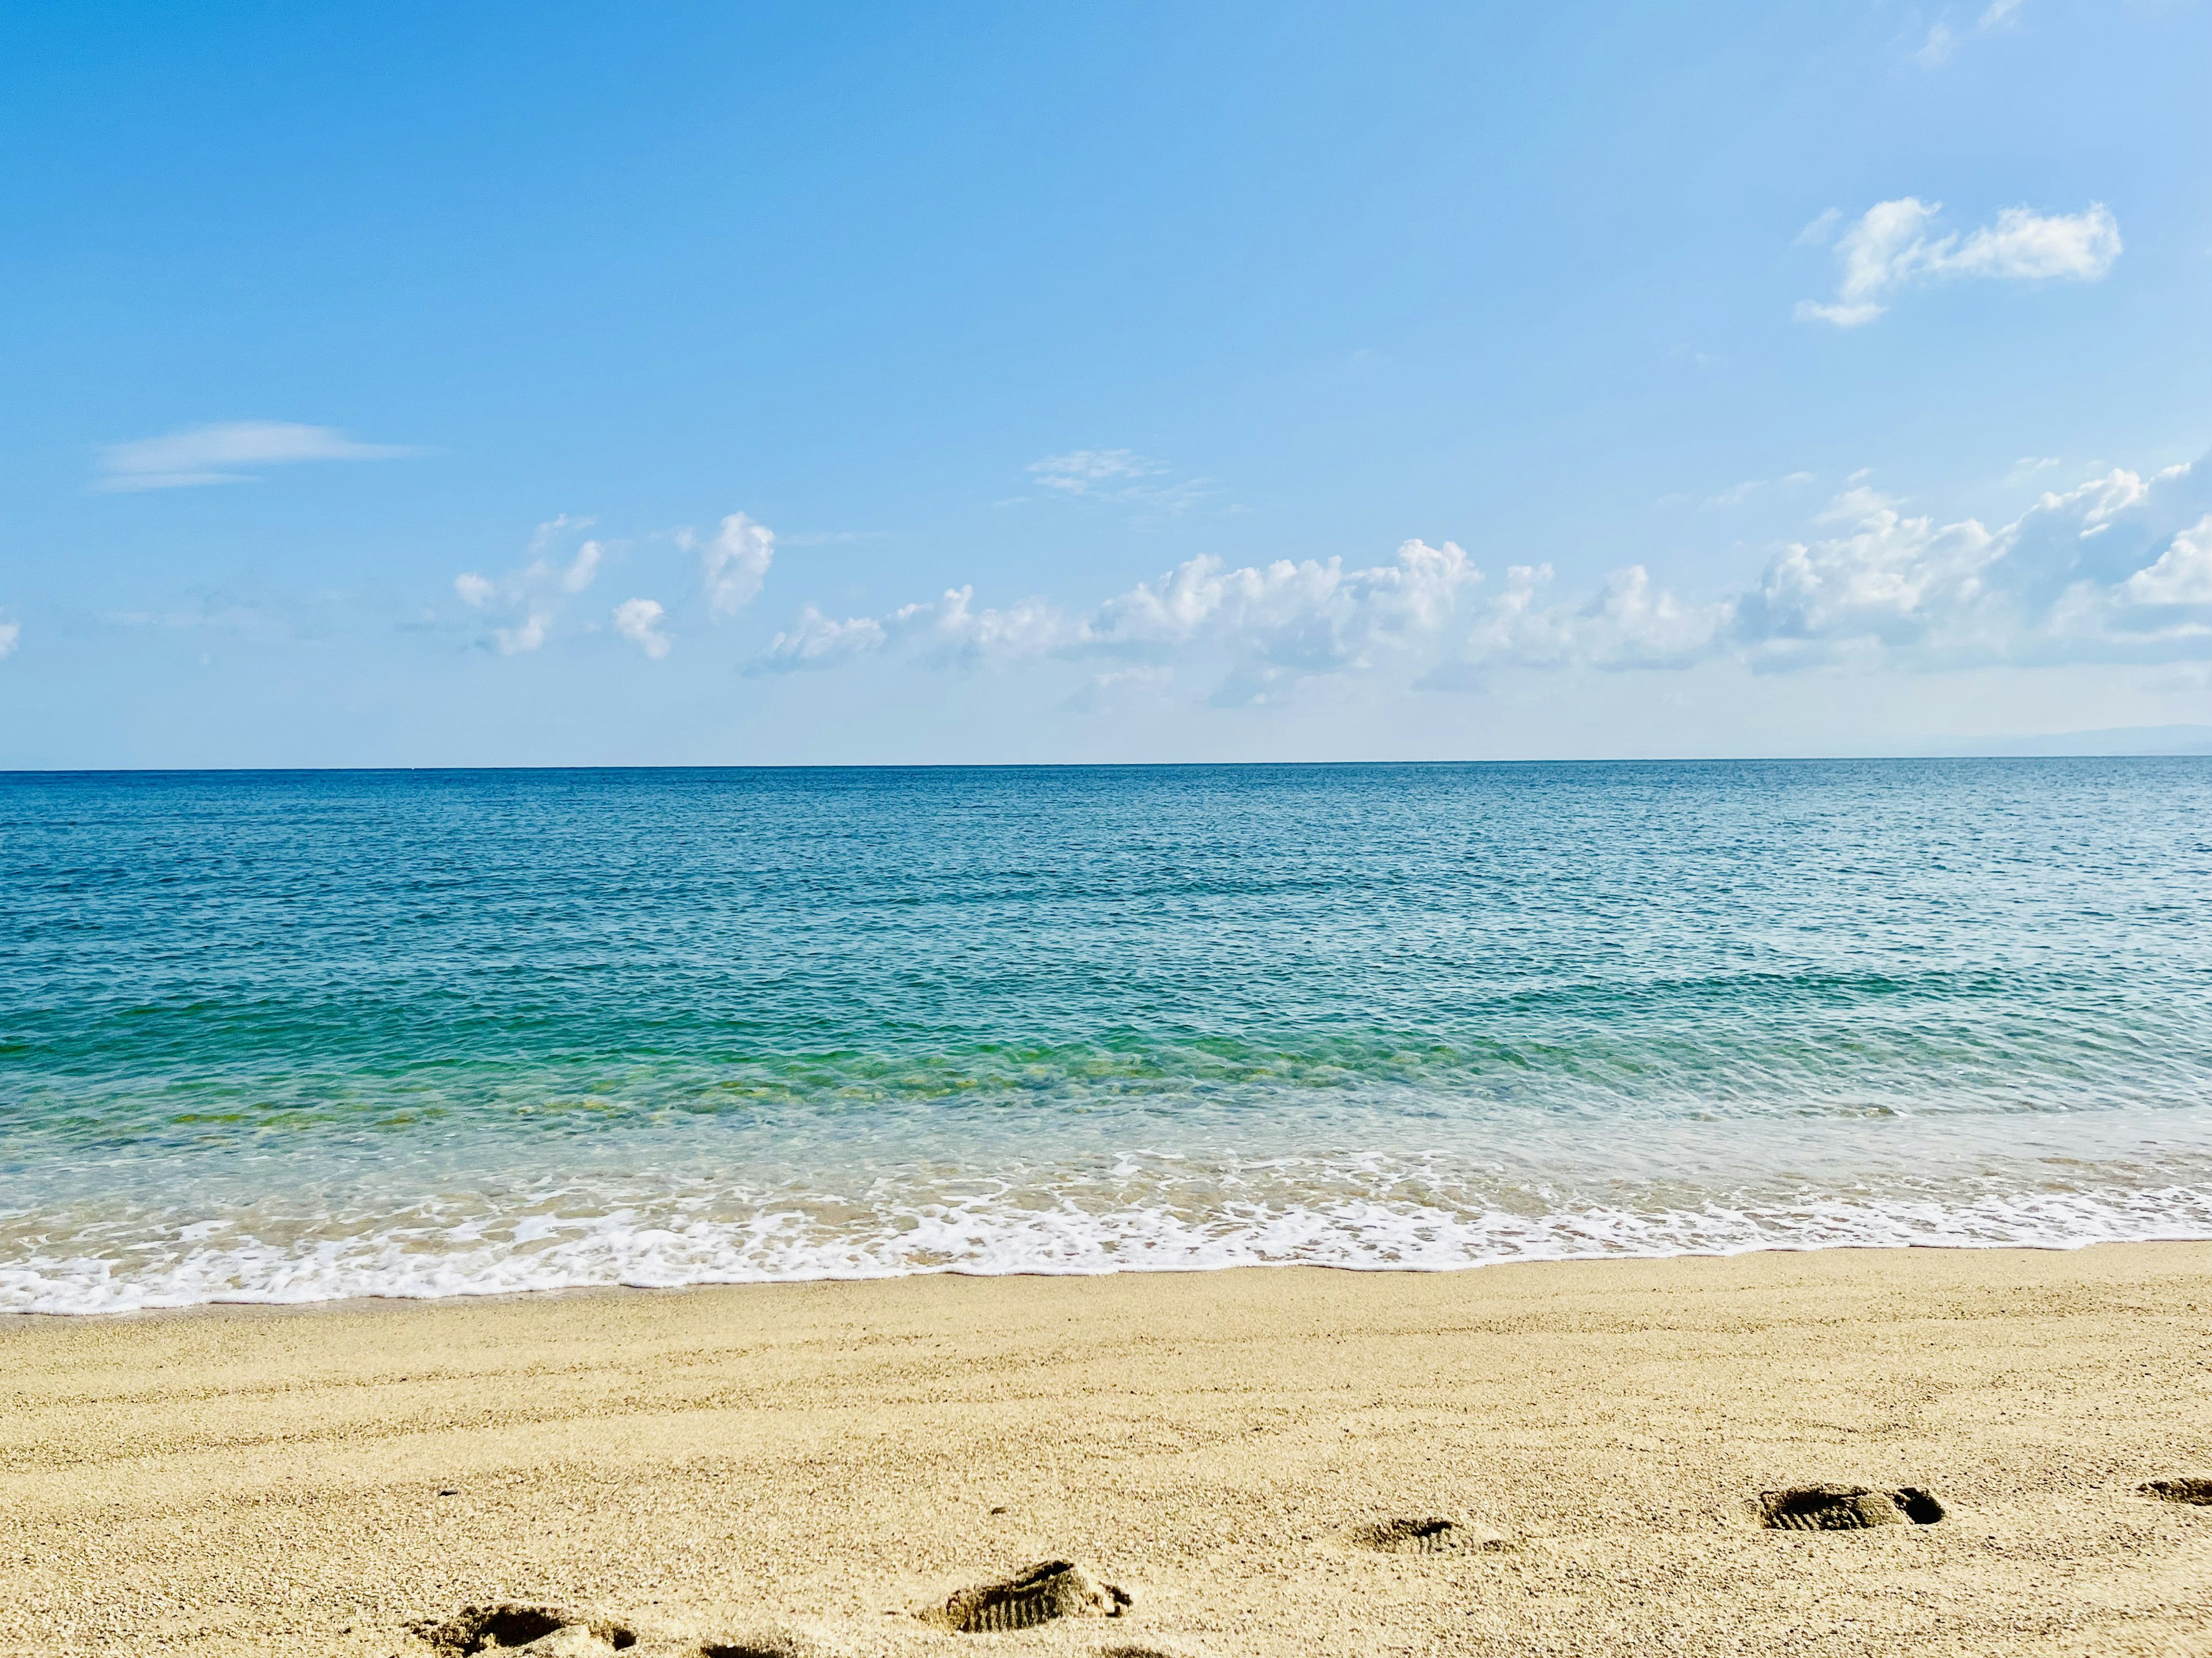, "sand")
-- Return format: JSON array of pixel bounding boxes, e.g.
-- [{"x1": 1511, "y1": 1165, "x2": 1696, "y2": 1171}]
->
[{"x1": 6, "y1": 1243, "x2": 2212, "y2": 1657}]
